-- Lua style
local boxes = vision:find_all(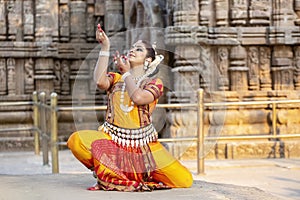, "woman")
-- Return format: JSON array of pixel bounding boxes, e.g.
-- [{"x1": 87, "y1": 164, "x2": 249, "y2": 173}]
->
[{"x1": 67, "y1": 24, "x2": 193, "y2": 191}]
